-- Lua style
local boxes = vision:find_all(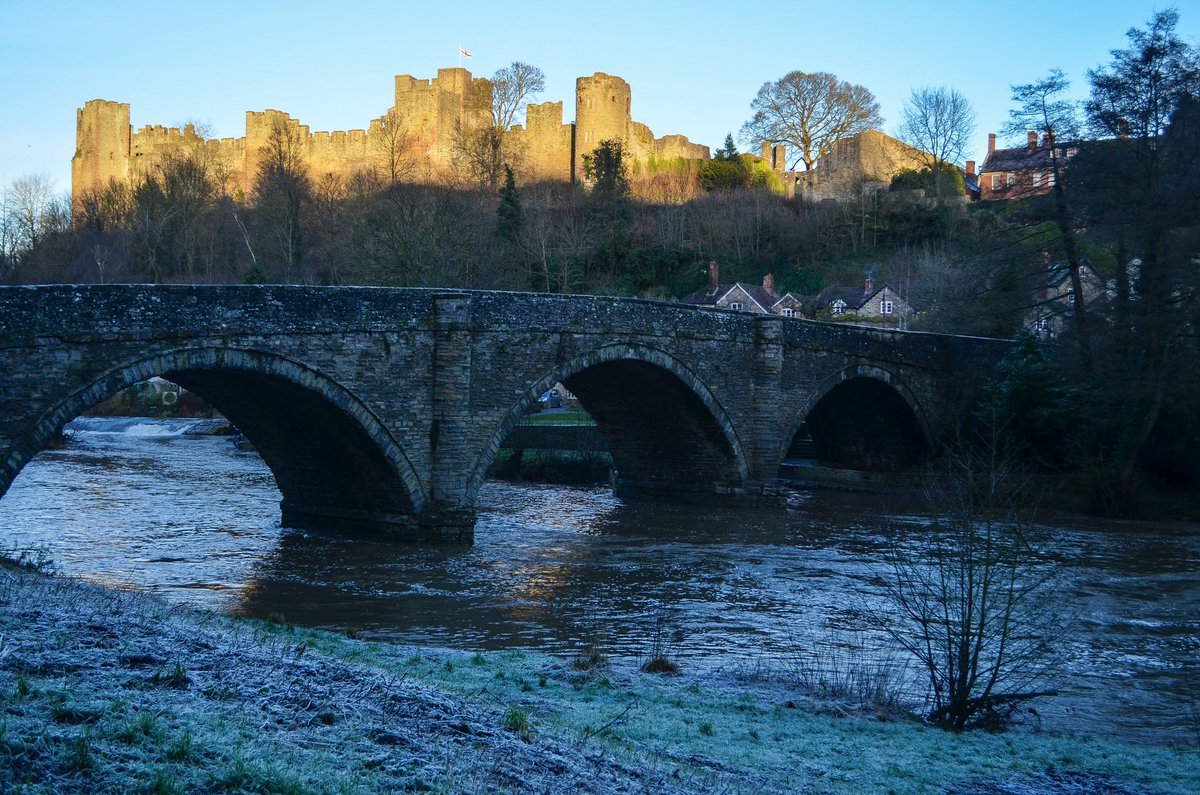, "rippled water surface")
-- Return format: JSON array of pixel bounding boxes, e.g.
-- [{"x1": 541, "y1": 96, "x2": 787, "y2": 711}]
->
[{"x1": 1, "y1": 418, "x2": 1197, "y2": 744}]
